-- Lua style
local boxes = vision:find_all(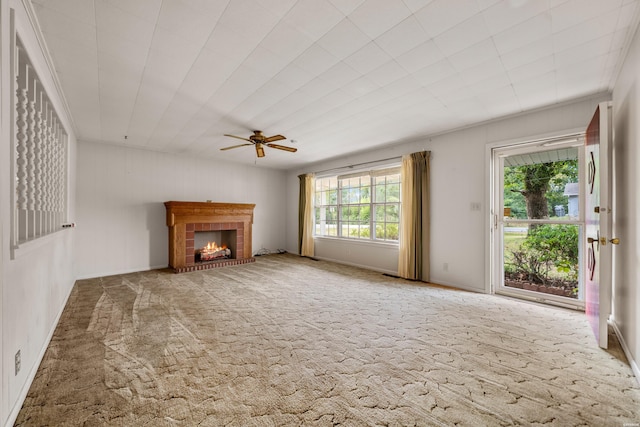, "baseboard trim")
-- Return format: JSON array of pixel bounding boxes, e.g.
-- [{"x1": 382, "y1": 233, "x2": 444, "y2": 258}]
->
[
  {"x1": 310, "y1": 255, "x2": 398, "y2": 276},
  {"x1": 6, "y1": 278, "x2": 75, "y2": 427},
  {"x1": 75, "y1": 264, "x2": 169, "y2": 280},
  {"x1": 611, "y1": 320, "x2": 640, "y2": 386}
]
